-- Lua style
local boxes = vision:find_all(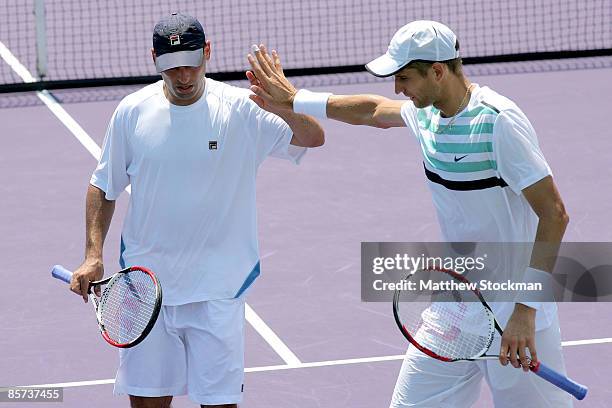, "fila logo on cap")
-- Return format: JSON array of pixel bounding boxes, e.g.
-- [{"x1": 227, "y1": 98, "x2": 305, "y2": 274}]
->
[
  {"x1": 169, "y1": 34, "x2": 181, "y2": 46},
  {"x1": 153, "y1": 13, "x2": 205, "y2": 73}
]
